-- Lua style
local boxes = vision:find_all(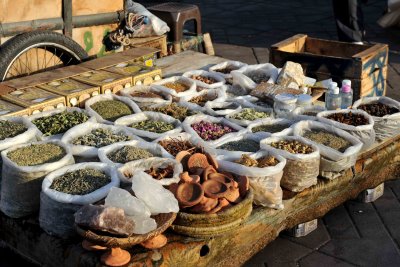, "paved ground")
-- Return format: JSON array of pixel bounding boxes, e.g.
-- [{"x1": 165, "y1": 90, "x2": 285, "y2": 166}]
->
[{"x1": 1, "y1": 0, "x2": 400, "y2": 266}]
